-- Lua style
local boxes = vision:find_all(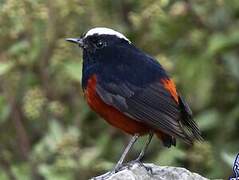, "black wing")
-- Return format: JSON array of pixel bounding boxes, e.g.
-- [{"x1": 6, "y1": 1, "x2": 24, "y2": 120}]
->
[{"x1": 96, "y1": 79, "x2": 201, "y2": 144}]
